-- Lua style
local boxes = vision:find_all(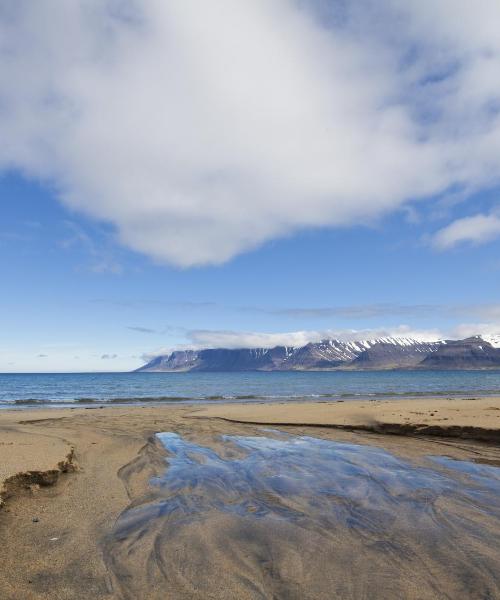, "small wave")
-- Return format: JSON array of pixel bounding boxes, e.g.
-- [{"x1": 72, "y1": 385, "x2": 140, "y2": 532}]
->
[
  {"x1": 108, "y1": 394, "x2": 266, "y2": 403},
  {"x1": 107, "y1": 396, "x2": 192, "y2": 403},
  {"x1": 13, "y1": 399, "x2": 47, "y2": 405},
  {"x1": 4, "y1": 388, "x2": 500, "y2": 408},
  {"x1": 107, "y1": 394, "x2": 265, "y2": 403},
  {"x1": 3, "y1": 394, "x2": 272, "y2": 406}
]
